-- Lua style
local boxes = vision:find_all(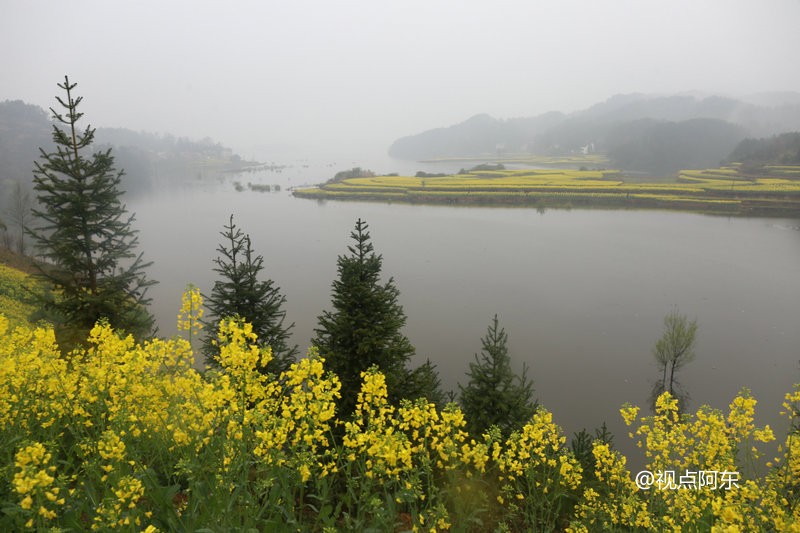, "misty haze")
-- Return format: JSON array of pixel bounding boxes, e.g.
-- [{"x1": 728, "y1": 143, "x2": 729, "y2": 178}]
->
[{"x1": 2, "y1": 1, "x2": 800, "y2": 530}]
